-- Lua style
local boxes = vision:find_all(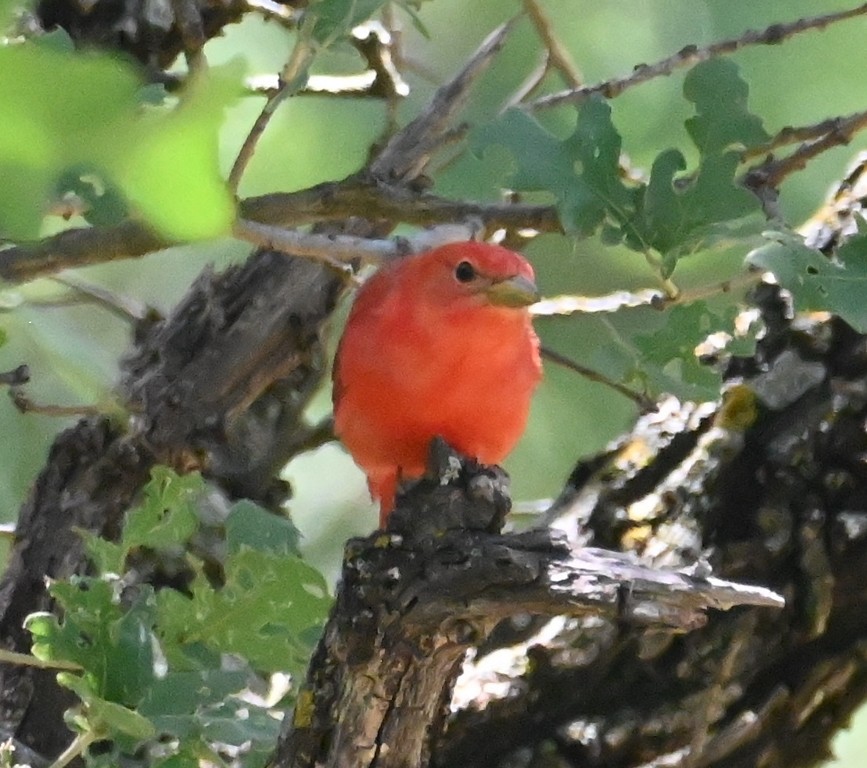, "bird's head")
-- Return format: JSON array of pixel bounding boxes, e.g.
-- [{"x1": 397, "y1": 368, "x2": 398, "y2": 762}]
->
[{"x1": 409, "y1": 241, "x2": 540, "y2": 313}]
